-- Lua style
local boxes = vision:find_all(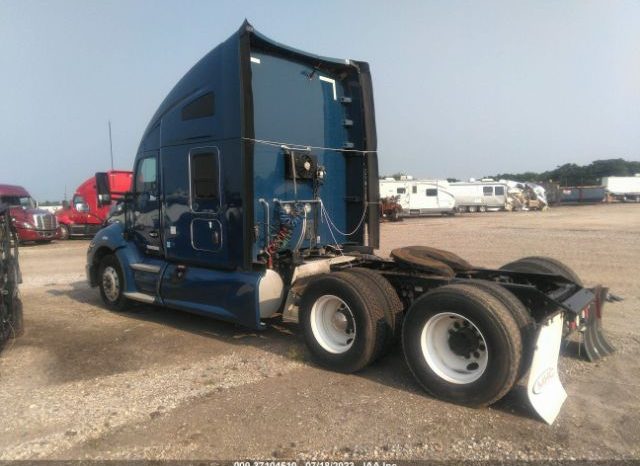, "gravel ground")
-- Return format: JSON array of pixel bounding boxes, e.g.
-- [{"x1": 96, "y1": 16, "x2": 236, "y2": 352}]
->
[{"x1": 0, "y1": 203, "x2": 639, "y2": 461}]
